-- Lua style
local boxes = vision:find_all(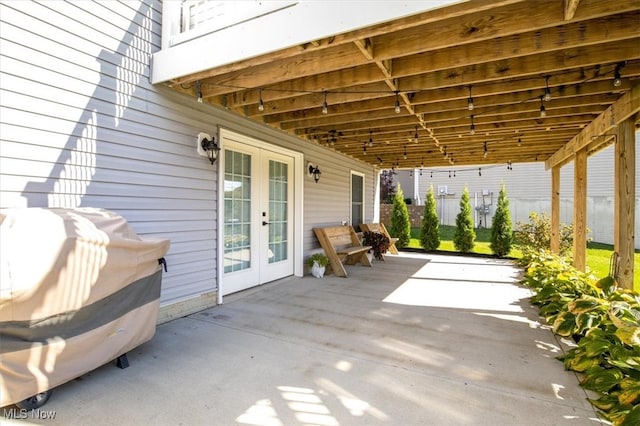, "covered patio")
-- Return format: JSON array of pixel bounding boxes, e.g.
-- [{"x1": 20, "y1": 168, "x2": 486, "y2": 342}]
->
[{"x1": 2, "y1": 253, "x2": 603, "y2": 425}]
